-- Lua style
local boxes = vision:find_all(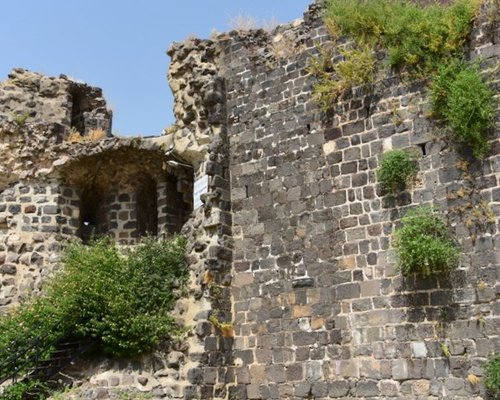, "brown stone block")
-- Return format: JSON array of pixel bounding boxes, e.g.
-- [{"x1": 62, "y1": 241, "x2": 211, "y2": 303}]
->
[
  {"x1": 311, "y1": 317, "x2": 324, "y2": 330},
  {"x1": 293, "y1": 305, "x2": 312, "y2": 318},
  {"x1": 341, "y1": 255, "x2": 356, "y2": 270},
  {"x1": 24, "y1": 205, "x2": 36, "y2": 214}
]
